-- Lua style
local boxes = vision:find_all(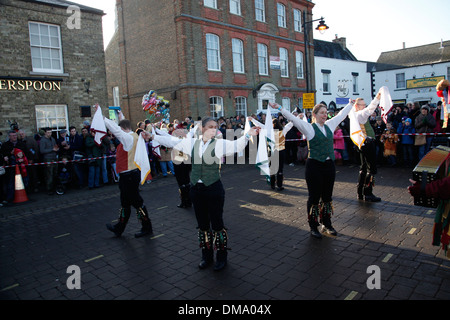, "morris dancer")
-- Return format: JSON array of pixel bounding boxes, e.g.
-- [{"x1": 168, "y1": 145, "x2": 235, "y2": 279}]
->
[
  {"x1": 151, "y1": 117, "x2": 260, "y2": 271},
  {"x1": 102, "y1": 110, "x2": 153, "y2": 238},
  {"x1": 351, "y1": 90, "x2": 383, "y2": 202},
  {"x1": 270, "y1": 100, "x2": 353, "y2": 238}
]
